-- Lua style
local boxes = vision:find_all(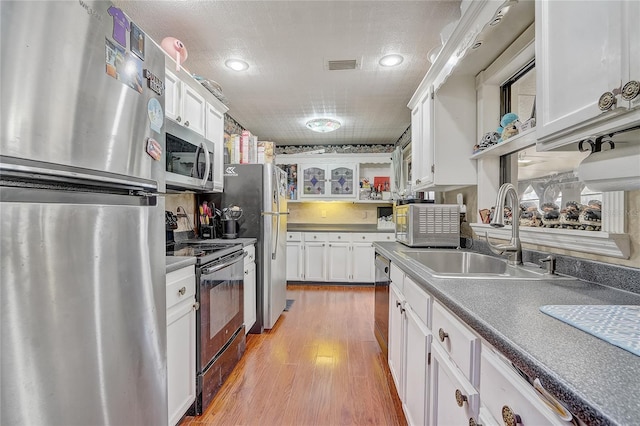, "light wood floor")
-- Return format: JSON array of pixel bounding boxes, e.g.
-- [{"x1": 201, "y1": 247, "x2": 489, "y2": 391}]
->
[{"x1": 182, "y1": 285, "x2": 406, "y2": 426}]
